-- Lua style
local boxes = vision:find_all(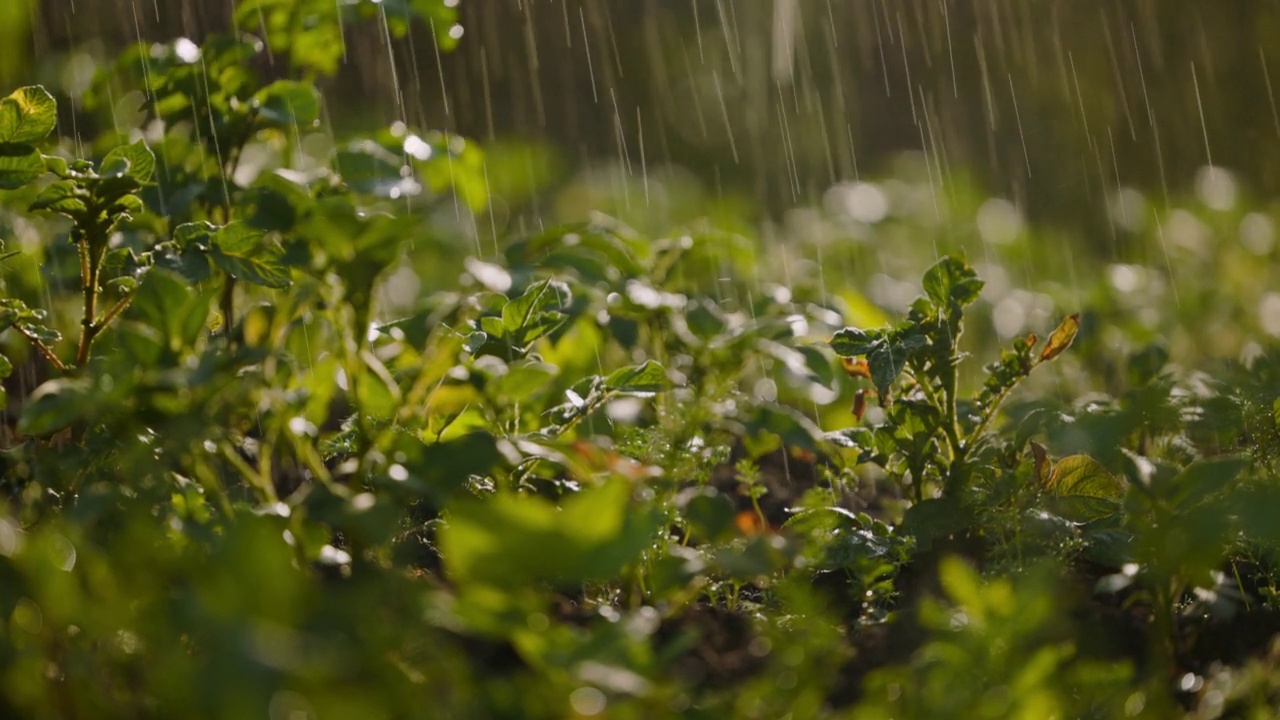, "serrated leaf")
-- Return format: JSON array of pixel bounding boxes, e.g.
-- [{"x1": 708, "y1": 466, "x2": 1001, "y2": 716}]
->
[
  {"x1": 0, "y1": 86, "x2": 57, "y2": 144},
  {"x1": 1039, "y1": 313, "x2": 1080, "y2": 363},
  {"x1": 604, "y1": 360, "x2": 670, "y2": 395},
  {"x1": 0, "y1": 143, "x2": 45, "y2": 189}
]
